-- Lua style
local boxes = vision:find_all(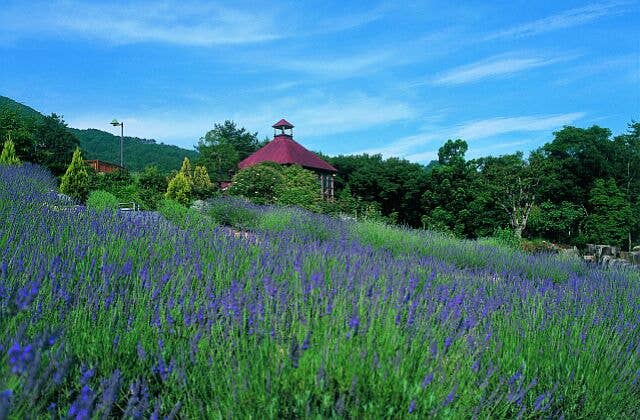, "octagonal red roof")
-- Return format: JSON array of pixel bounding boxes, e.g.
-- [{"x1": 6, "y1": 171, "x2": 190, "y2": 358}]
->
[{"x1": 238, "y1": 134, "x2": 337, "y2": 173}]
